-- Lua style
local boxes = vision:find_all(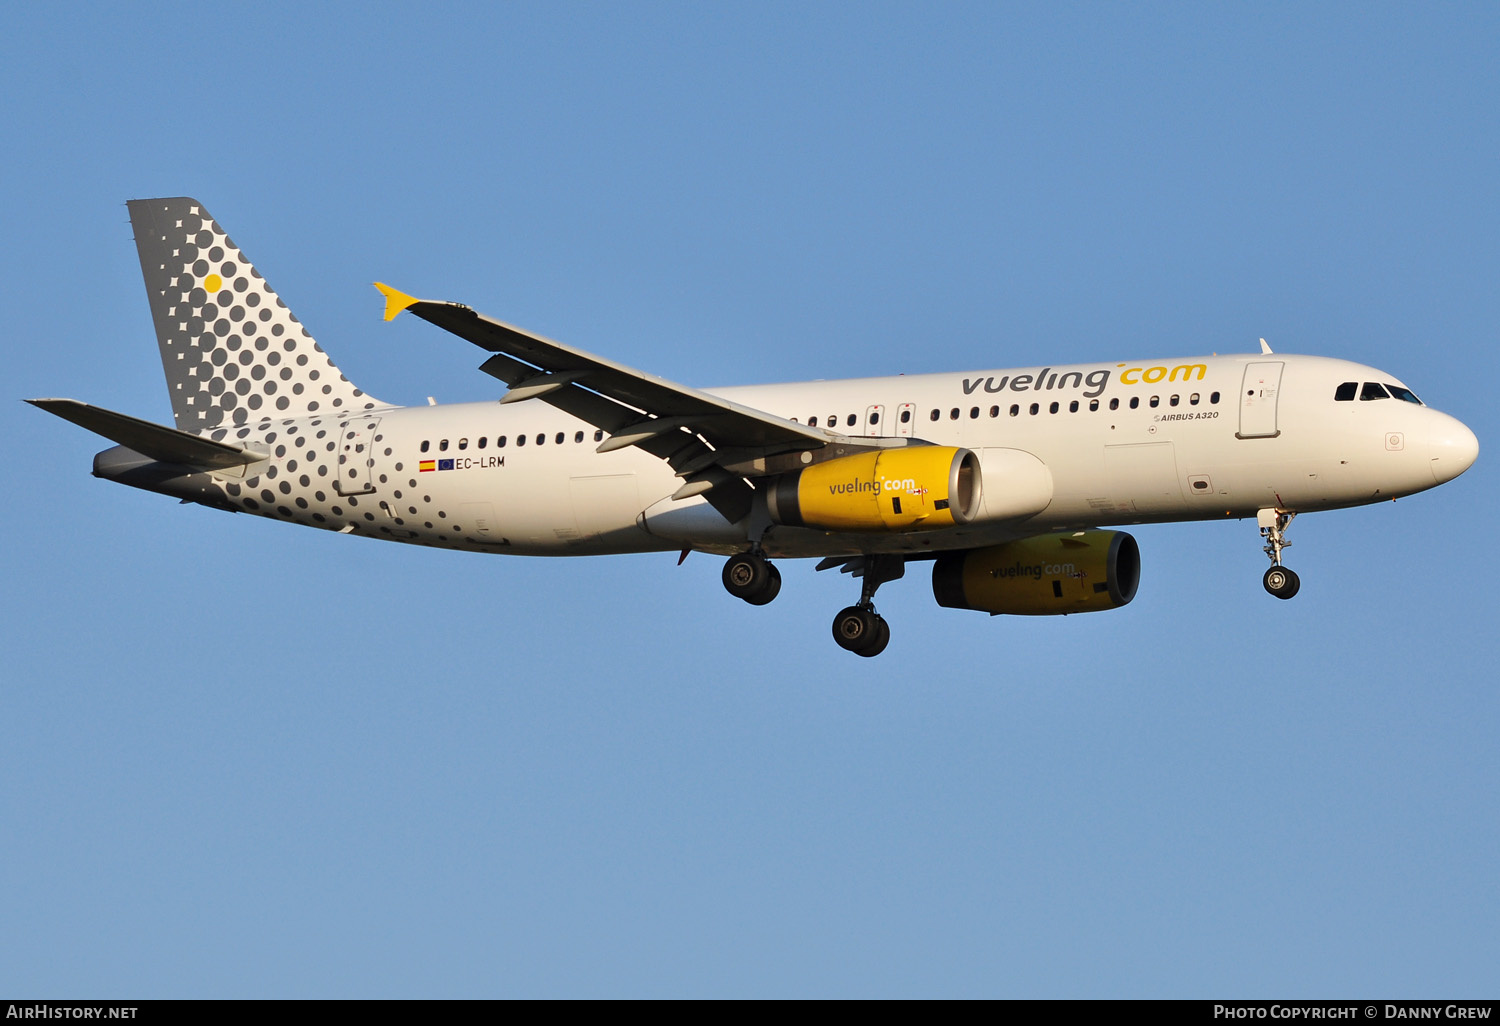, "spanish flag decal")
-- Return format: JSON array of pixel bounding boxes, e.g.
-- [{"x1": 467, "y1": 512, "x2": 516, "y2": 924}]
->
[{"x1": 419, "y1": 460, "x2": 436, "y2": 472}]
